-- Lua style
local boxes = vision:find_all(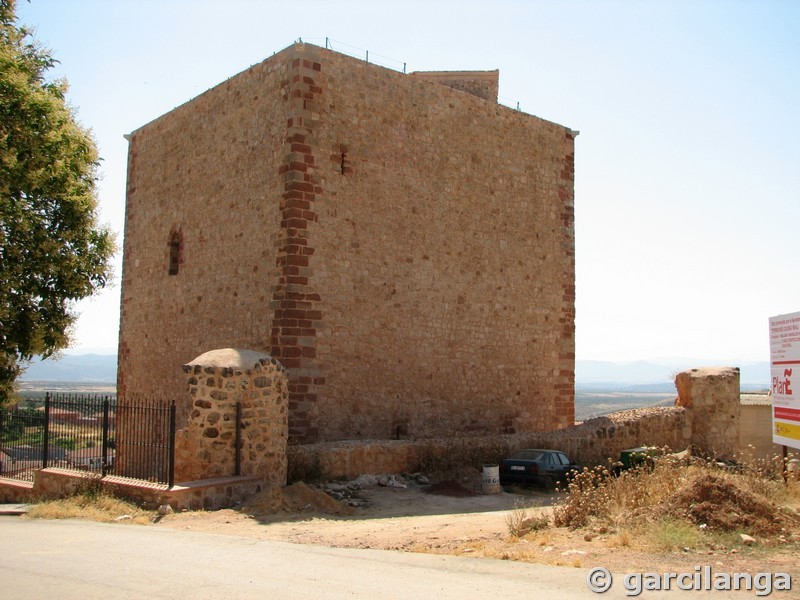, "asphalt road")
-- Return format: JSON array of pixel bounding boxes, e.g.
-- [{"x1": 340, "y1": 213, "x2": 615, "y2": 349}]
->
[{"x1": 0, "y1": 517, "x2": 762, "y2": 599}]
